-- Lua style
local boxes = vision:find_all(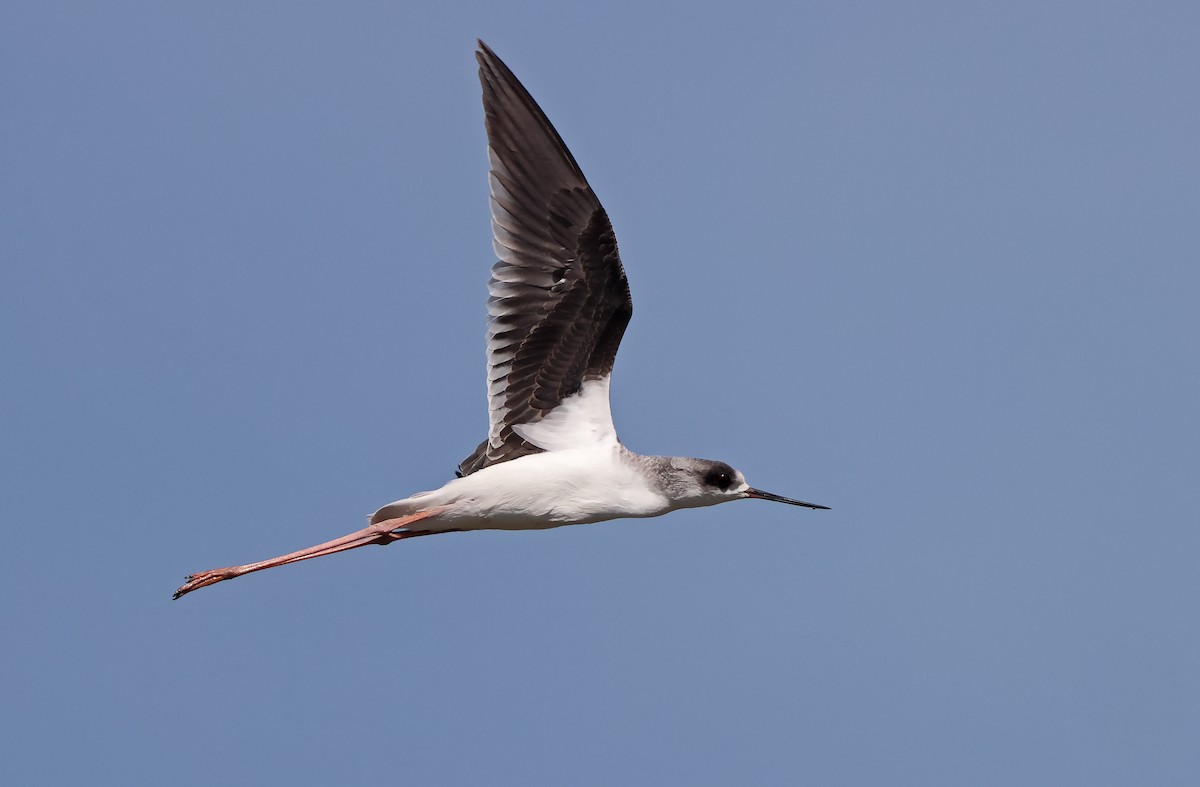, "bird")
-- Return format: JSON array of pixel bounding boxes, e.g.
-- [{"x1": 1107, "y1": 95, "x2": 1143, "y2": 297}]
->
[{"x1": 173, "y1": 41, "x2": 828, "y2": 600}]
